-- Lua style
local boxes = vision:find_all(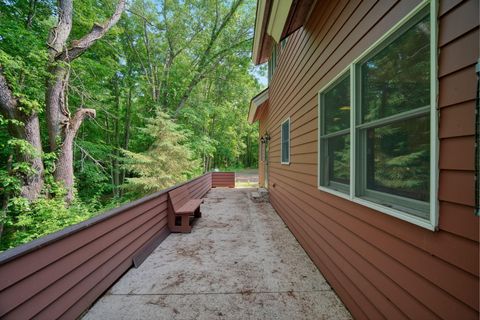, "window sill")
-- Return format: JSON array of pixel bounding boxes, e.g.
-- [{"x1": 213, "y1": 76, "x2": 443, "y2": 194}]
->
[
  {"x1": 318, "y1": 186, "x2": 350, "y2": 200},
  {"x1": 317, "y1": 186, "x2": 436, "y2": 231}
]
